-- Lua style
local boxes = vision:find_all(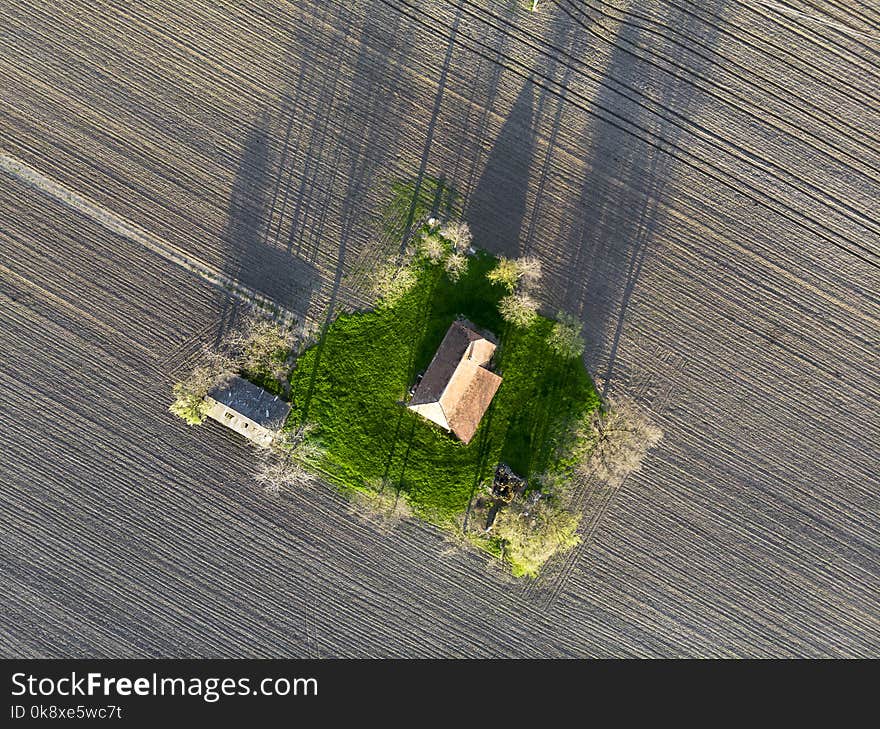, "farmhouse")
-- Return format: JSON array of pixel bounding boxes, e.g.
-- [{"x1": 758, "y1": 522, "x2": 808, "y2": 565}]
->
[
  {"x1": 204, "y1": 375, "x2": 290, "y2": 447},
  {"x1": 408, "y1": 319, "x2": 502, "y2": 444}
]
